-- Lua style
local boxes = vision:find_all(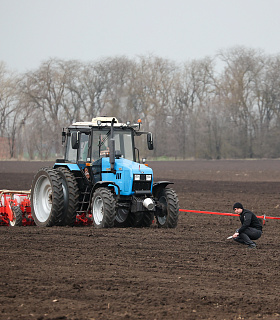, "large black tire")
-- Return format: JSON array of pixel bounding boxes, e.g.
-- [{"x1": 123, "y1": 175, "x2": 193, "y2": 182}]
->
[
  {"x1": 91, "y1": 188, "x2": 116, "y2": 228},
  {"x1": 31, "y1": 168, "x2": 64, "y2": 227},
  {"x1": 9, "y1": 206, "x2": 22, "y2": 227},
  {"x1": 126, "y1": 212, "x2": 144, "y2": 227},
  {"x1": 141, "y1": 212, "x2": 154, "y2": 227},
  {"x1": 156, "y1": 188, "x2": 179, "y2": 228},
  {"x1": 114, "y1": 208, "x2": 130, "y2": 227},
  {"x1": 55, "y1": 167, "x2": 79, "y2": 226}
]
